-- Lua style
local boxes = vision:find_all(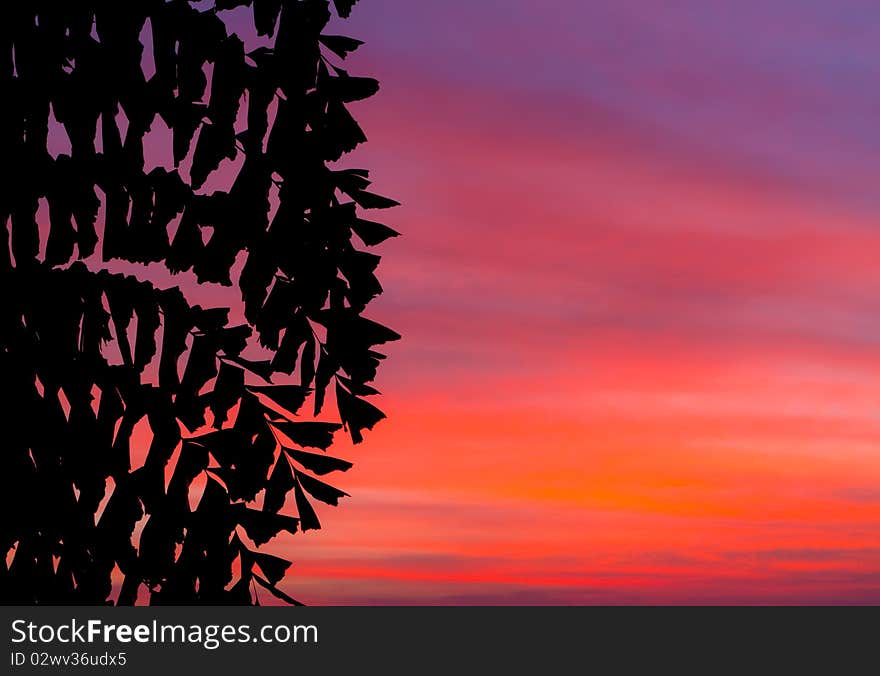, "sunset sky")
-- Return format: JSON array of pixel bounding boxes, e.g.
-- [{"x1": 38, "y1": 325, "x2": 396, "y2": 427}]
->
[
  {"x1": 67, "y1": 0, "x2": 880, "y2": 604},
  {"x1": 242, "y1": 0, "x2": 880, "y2": 604}
]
